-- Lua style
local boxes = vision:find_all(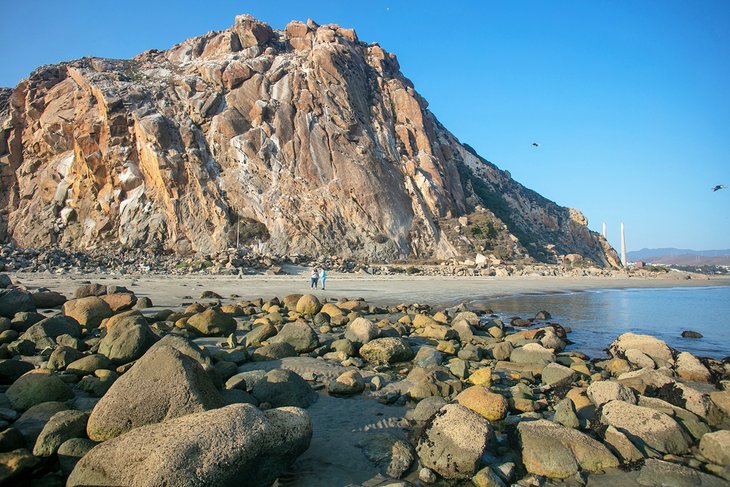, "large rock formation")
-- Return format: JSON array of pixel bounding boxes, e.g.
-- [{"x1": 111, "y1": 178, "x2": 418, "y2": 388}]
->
[{"x1": 0, "y1": 15, "x2": 619, "y2": 266}]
